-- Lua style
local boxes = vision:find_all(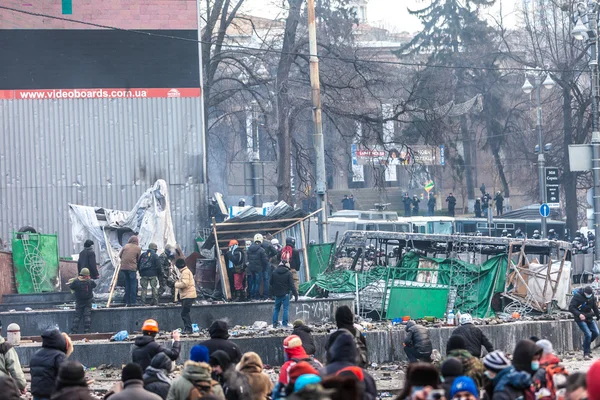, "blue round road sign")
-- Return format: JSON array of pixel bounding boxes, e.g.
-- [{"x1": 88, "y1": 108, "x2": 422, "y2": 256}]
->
[{"x1": 539, "y1": 203, "x2": 550, "y2": 218}]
